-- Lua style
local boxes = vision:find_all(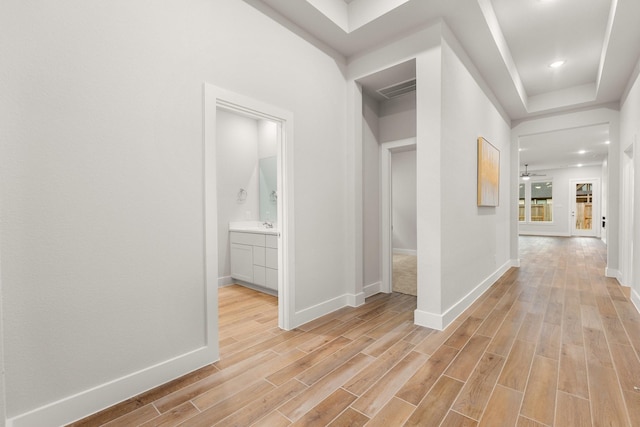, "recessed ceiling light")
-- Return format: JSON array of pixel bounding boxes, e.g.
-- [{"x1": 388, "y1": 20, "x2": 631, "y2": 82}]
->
[
  {"x1": 578, "y1": 150, "x2": 586, "y2": 154},
  {"x1": 605, "y1": 140, "x2": 610, "y2": 145},
  {"x1": 549, "y1": 60, "x2": 565, "y2": 68},
  {"x1": 577, "y1": 164, "x2": 583, "y2": 167}
]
